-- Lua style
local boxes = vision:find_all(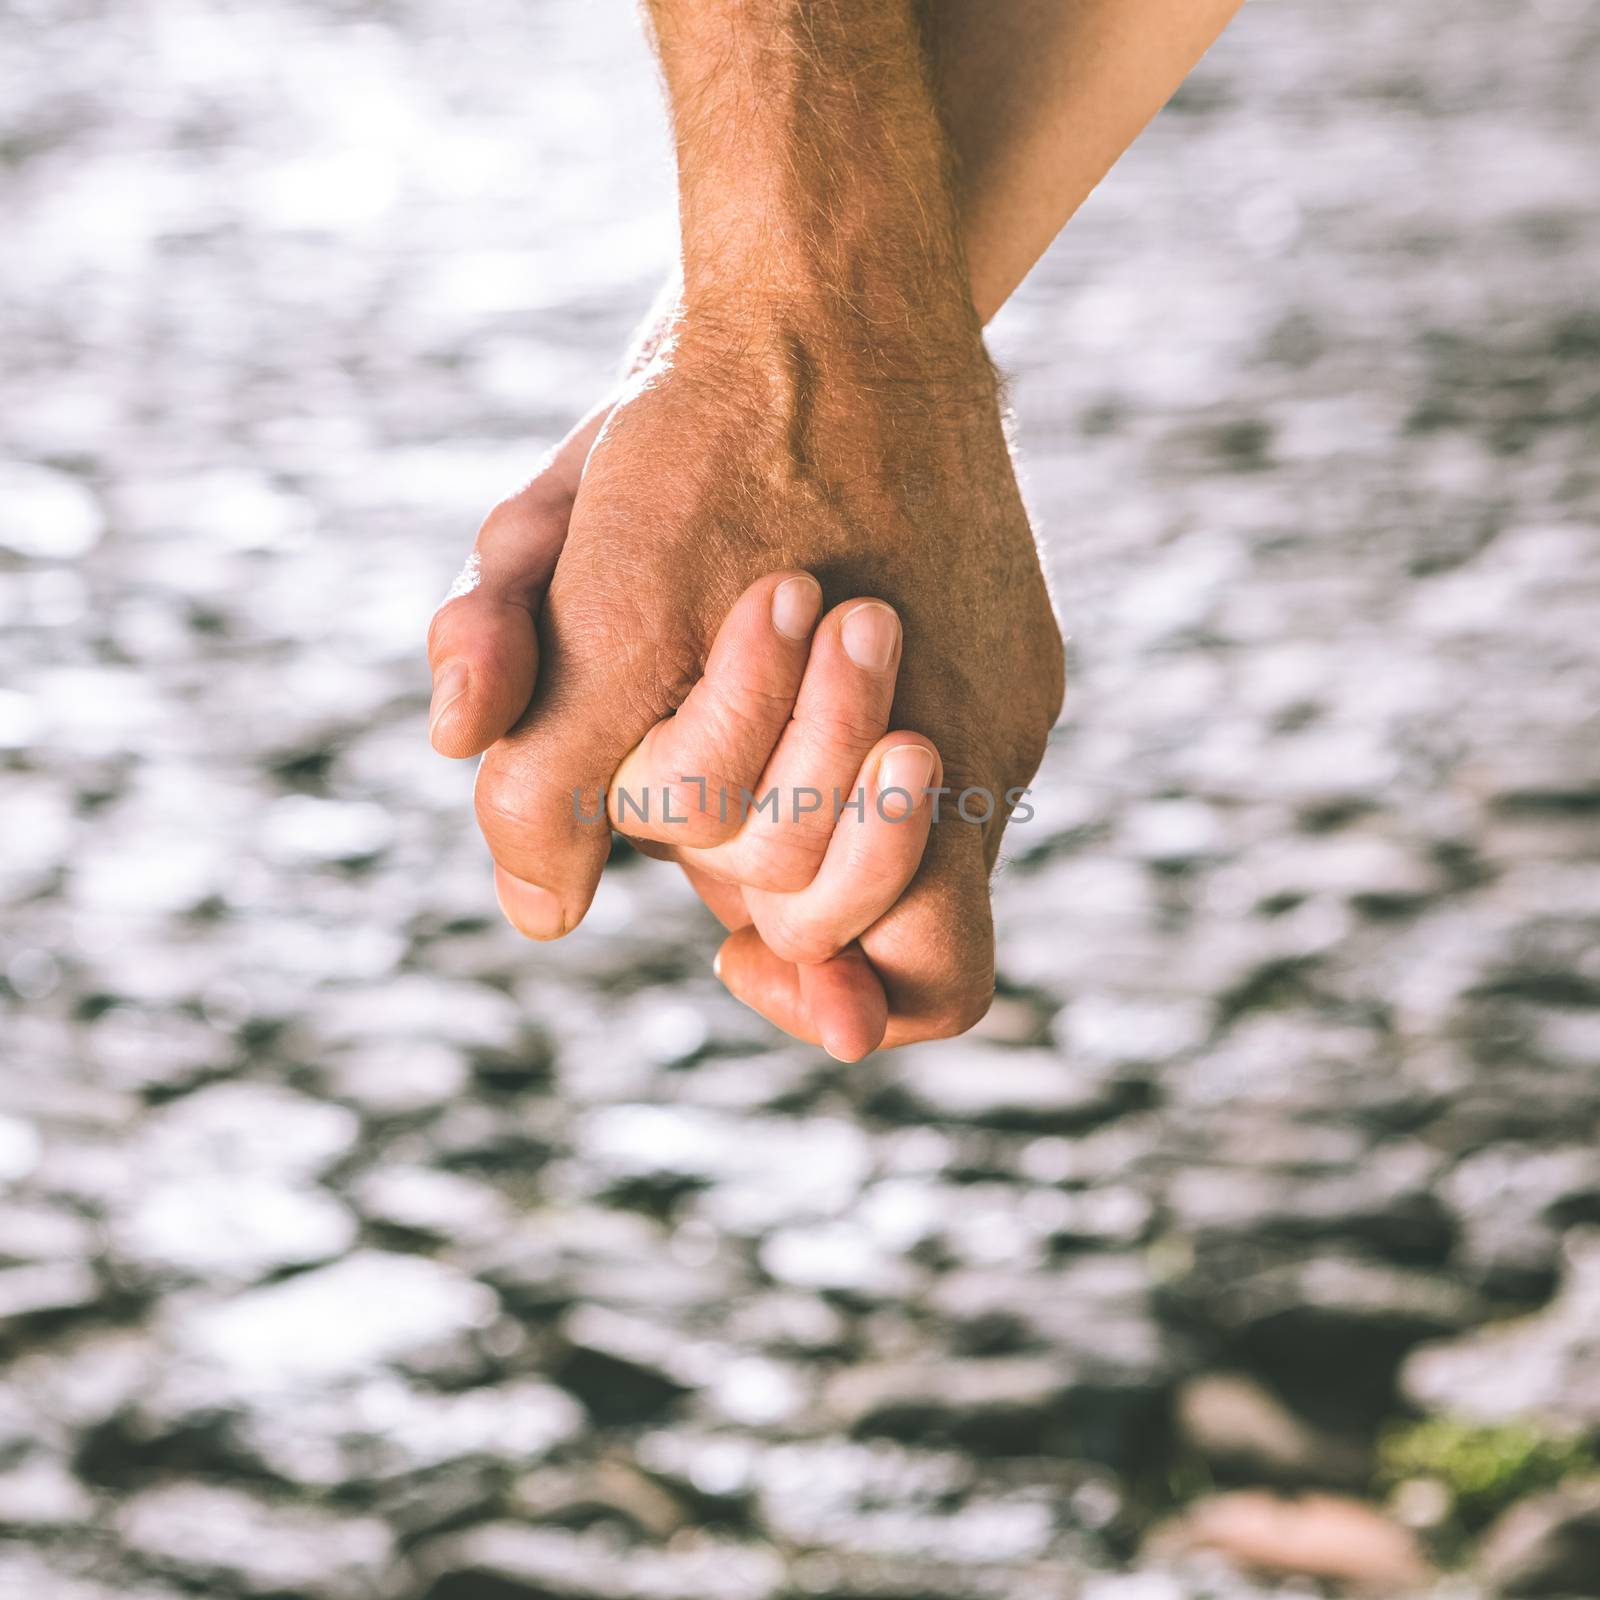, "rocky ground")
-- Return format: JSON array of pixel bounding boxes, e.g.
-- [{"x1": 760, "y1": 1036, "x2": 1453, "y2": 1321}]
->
[{"x1": 2, "y1": 0, "x2": 1599, "y2": 1595}]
